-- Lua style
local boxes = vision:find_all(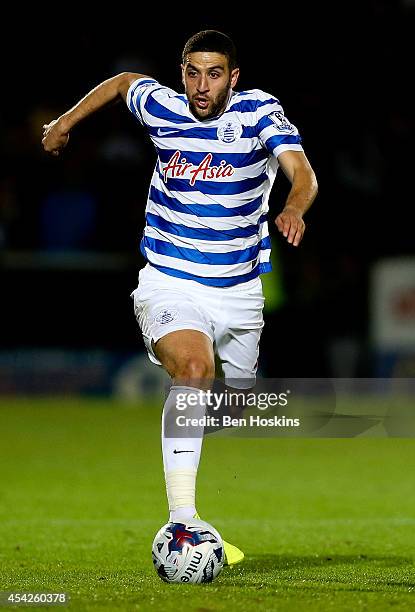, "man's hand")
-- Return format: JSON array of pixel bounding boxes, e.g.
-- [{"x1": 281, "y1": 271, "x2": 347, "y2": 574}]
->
[
  {"x1": 275, "y1": 151, "x2": 317, "y2": 246},
  {"x1": 42, "y1": 118, "x2": 70, "y2": 156},
  {"x1": 41, "y1": 73, "x2": 146, "y2": 158},
  {"x1": 275, "y1": 205, "x2": 305, "y2": 247}
]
